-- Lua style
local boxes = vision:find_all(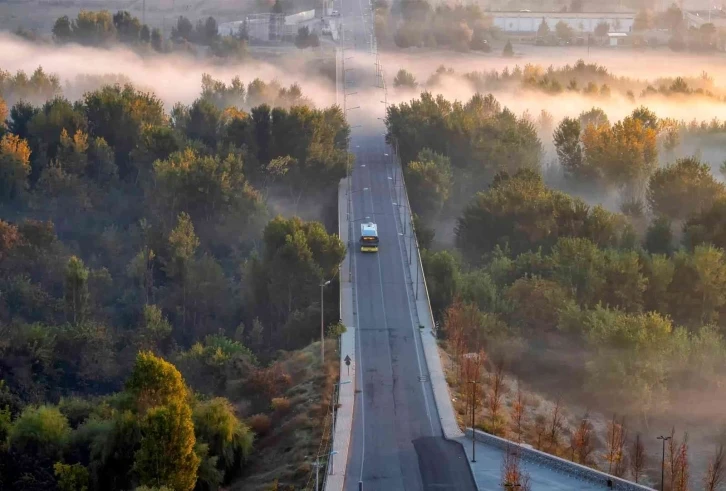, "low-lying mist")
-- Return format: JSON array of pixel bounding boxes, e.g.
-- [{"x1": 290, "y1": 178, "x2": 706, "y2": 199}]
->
[{"x1": 0, "y1": 33, "x2": 338, "y2": 109}]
